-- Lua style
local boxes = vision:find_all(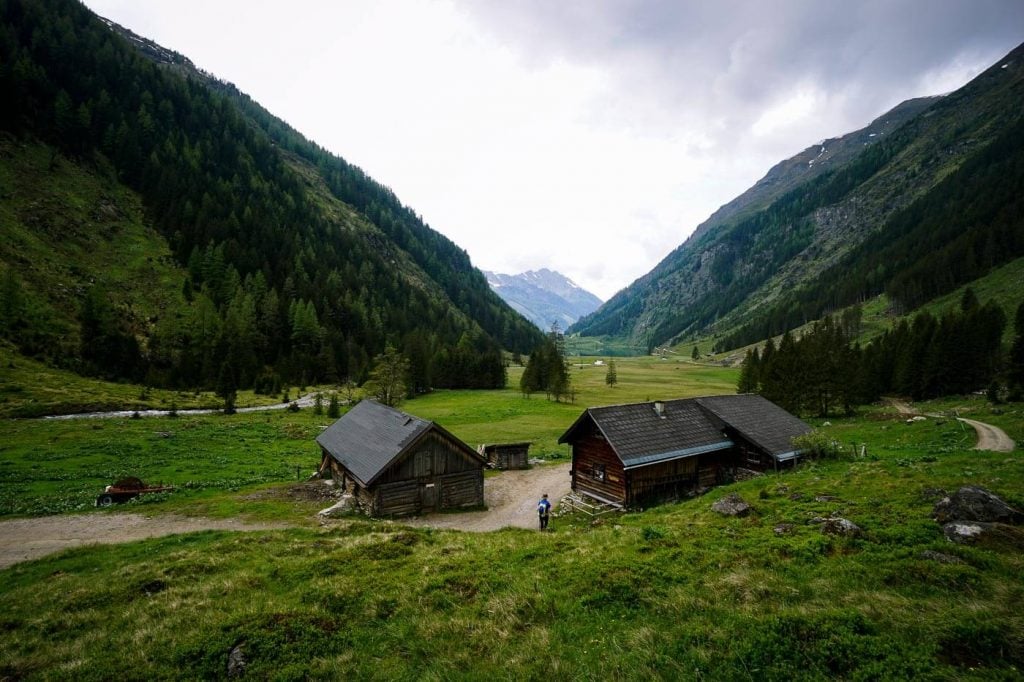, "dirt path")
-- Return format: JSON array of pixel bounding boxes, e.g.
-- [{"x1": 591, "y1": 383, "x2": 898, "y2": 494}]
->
[
  {"x1": 0, "y1": 514, "x2": 289, "y2": 570},
  {"x1": 42, "y1": 394, "x2": 319, "y2": 420},
  {"x1": 404, "y1": 462, "x2": 573, "y2": 532},
  {"x1": 957, "y1": 417, "x2": 1015, "y2": 452},
  {"x1": 885, "y1": 397, "x2": 1014, "y2": 452}
]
